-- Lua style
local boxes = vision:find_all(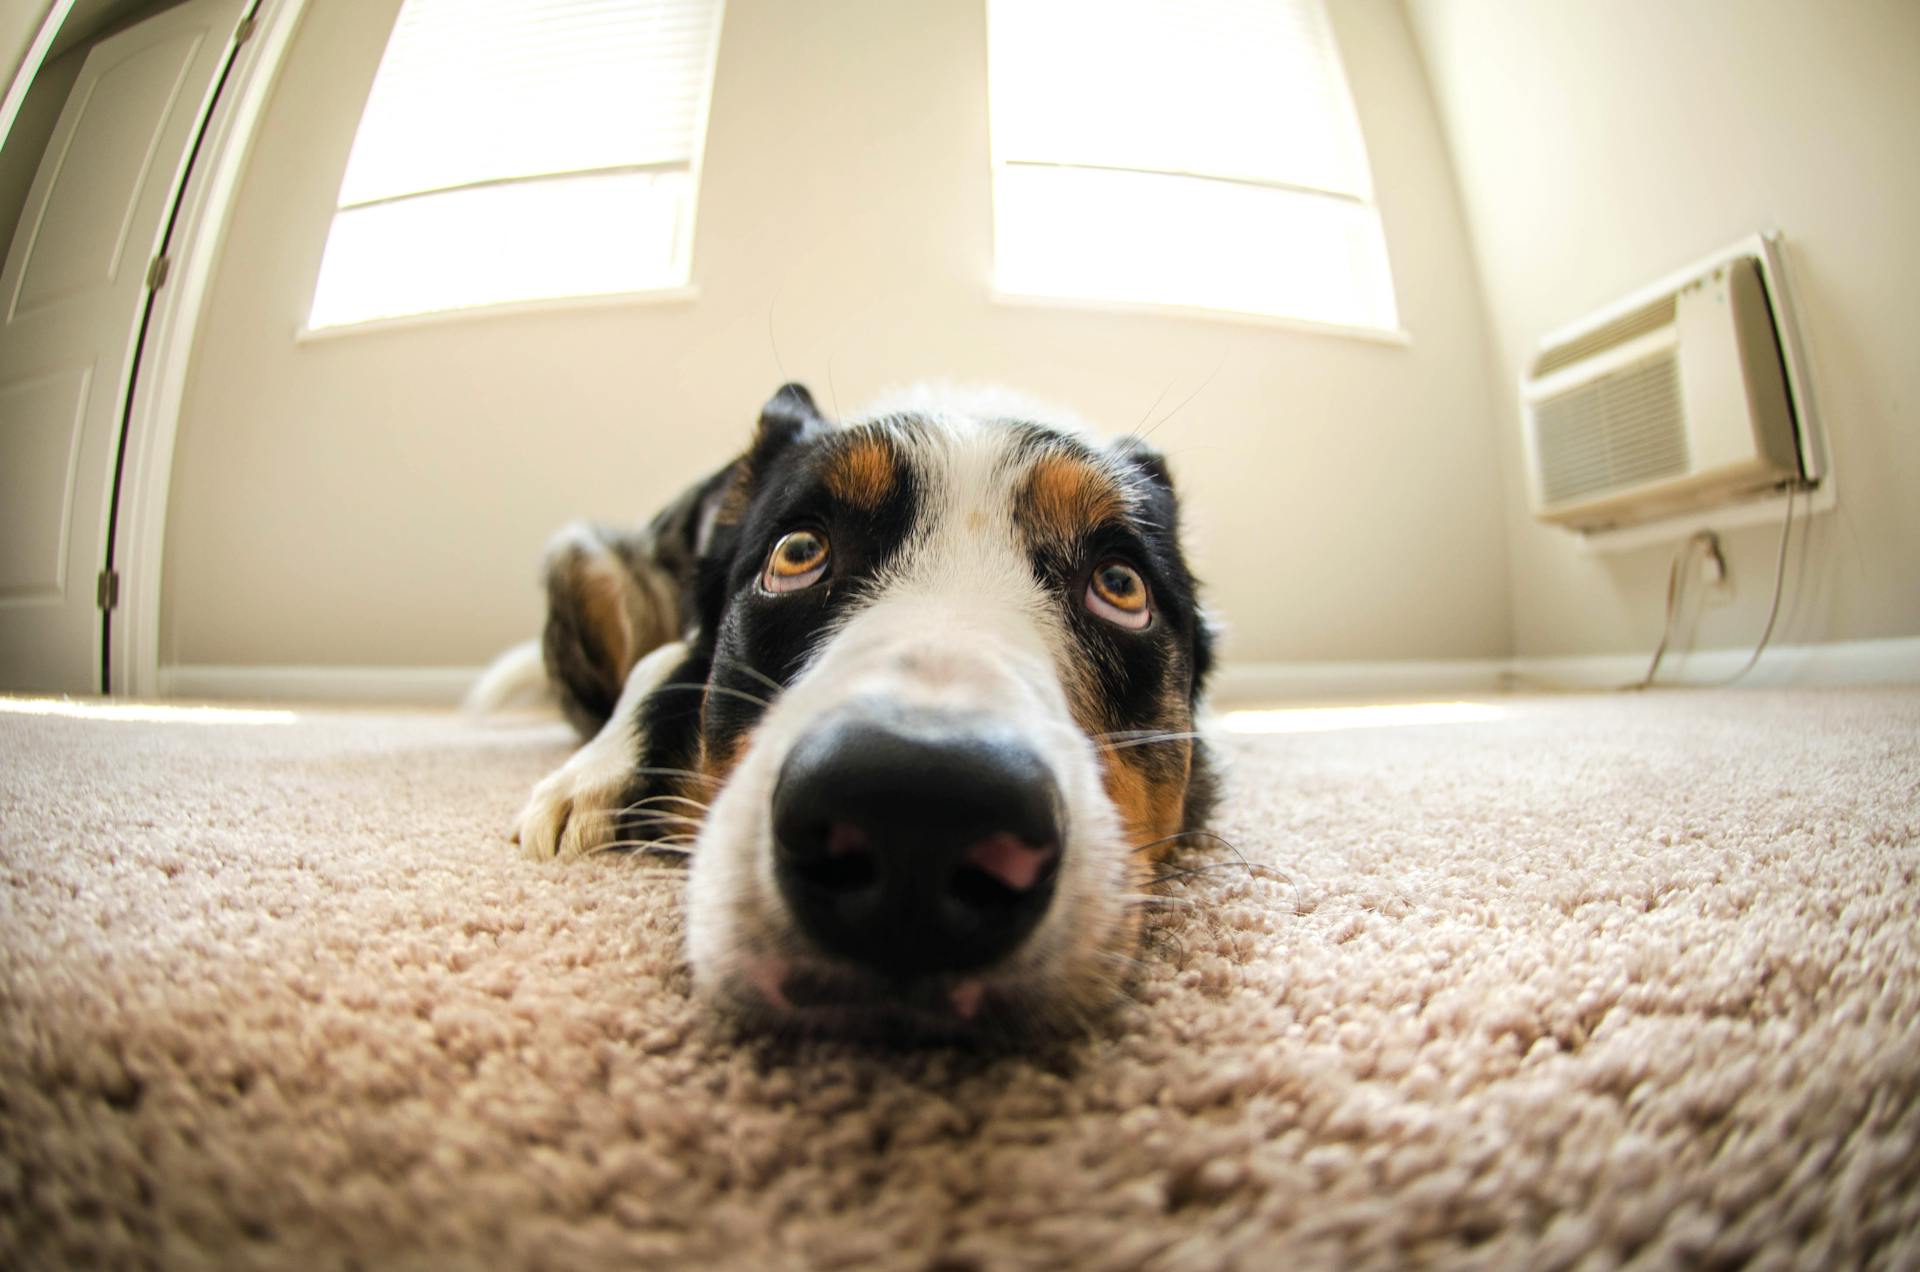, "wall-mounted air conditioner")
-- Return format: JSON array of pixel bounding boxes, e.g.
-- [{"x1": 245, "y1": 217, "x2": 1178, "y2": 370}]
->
[{"x1": 1521, "y1": 237, "x2": 1815, "y2": 534}]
